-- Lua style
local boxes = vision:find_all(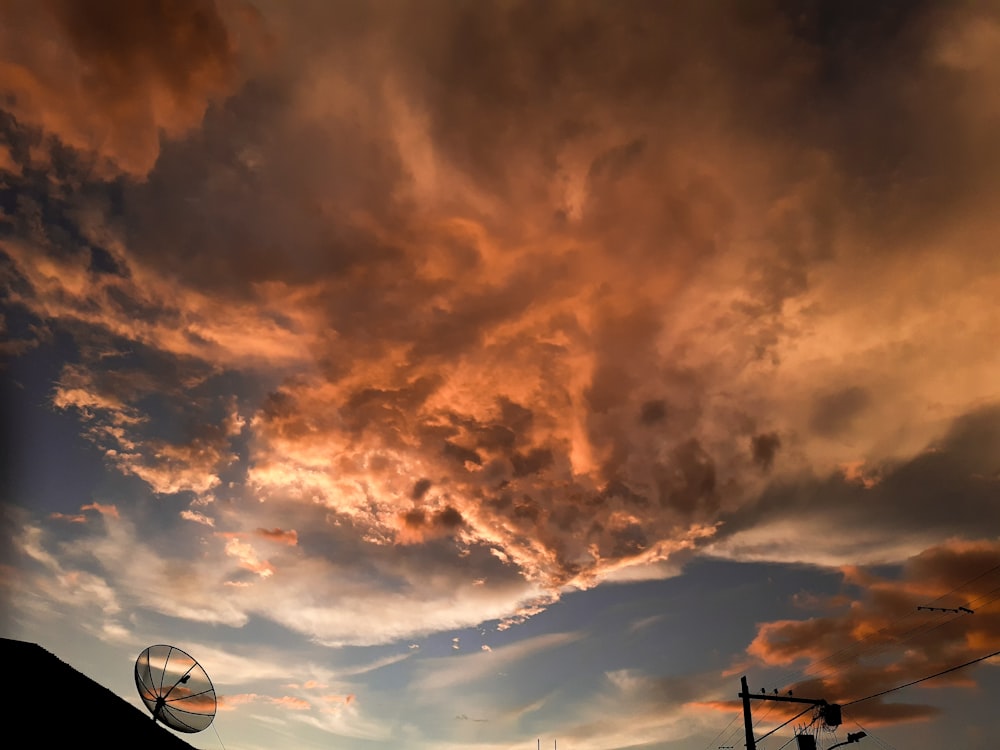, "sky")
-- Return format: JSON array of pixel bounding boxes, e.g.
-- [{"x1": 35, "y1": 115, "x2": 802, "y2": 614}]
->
[{"x1": 1, "y1": 1, "x2": 1000, "y2": 749}]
